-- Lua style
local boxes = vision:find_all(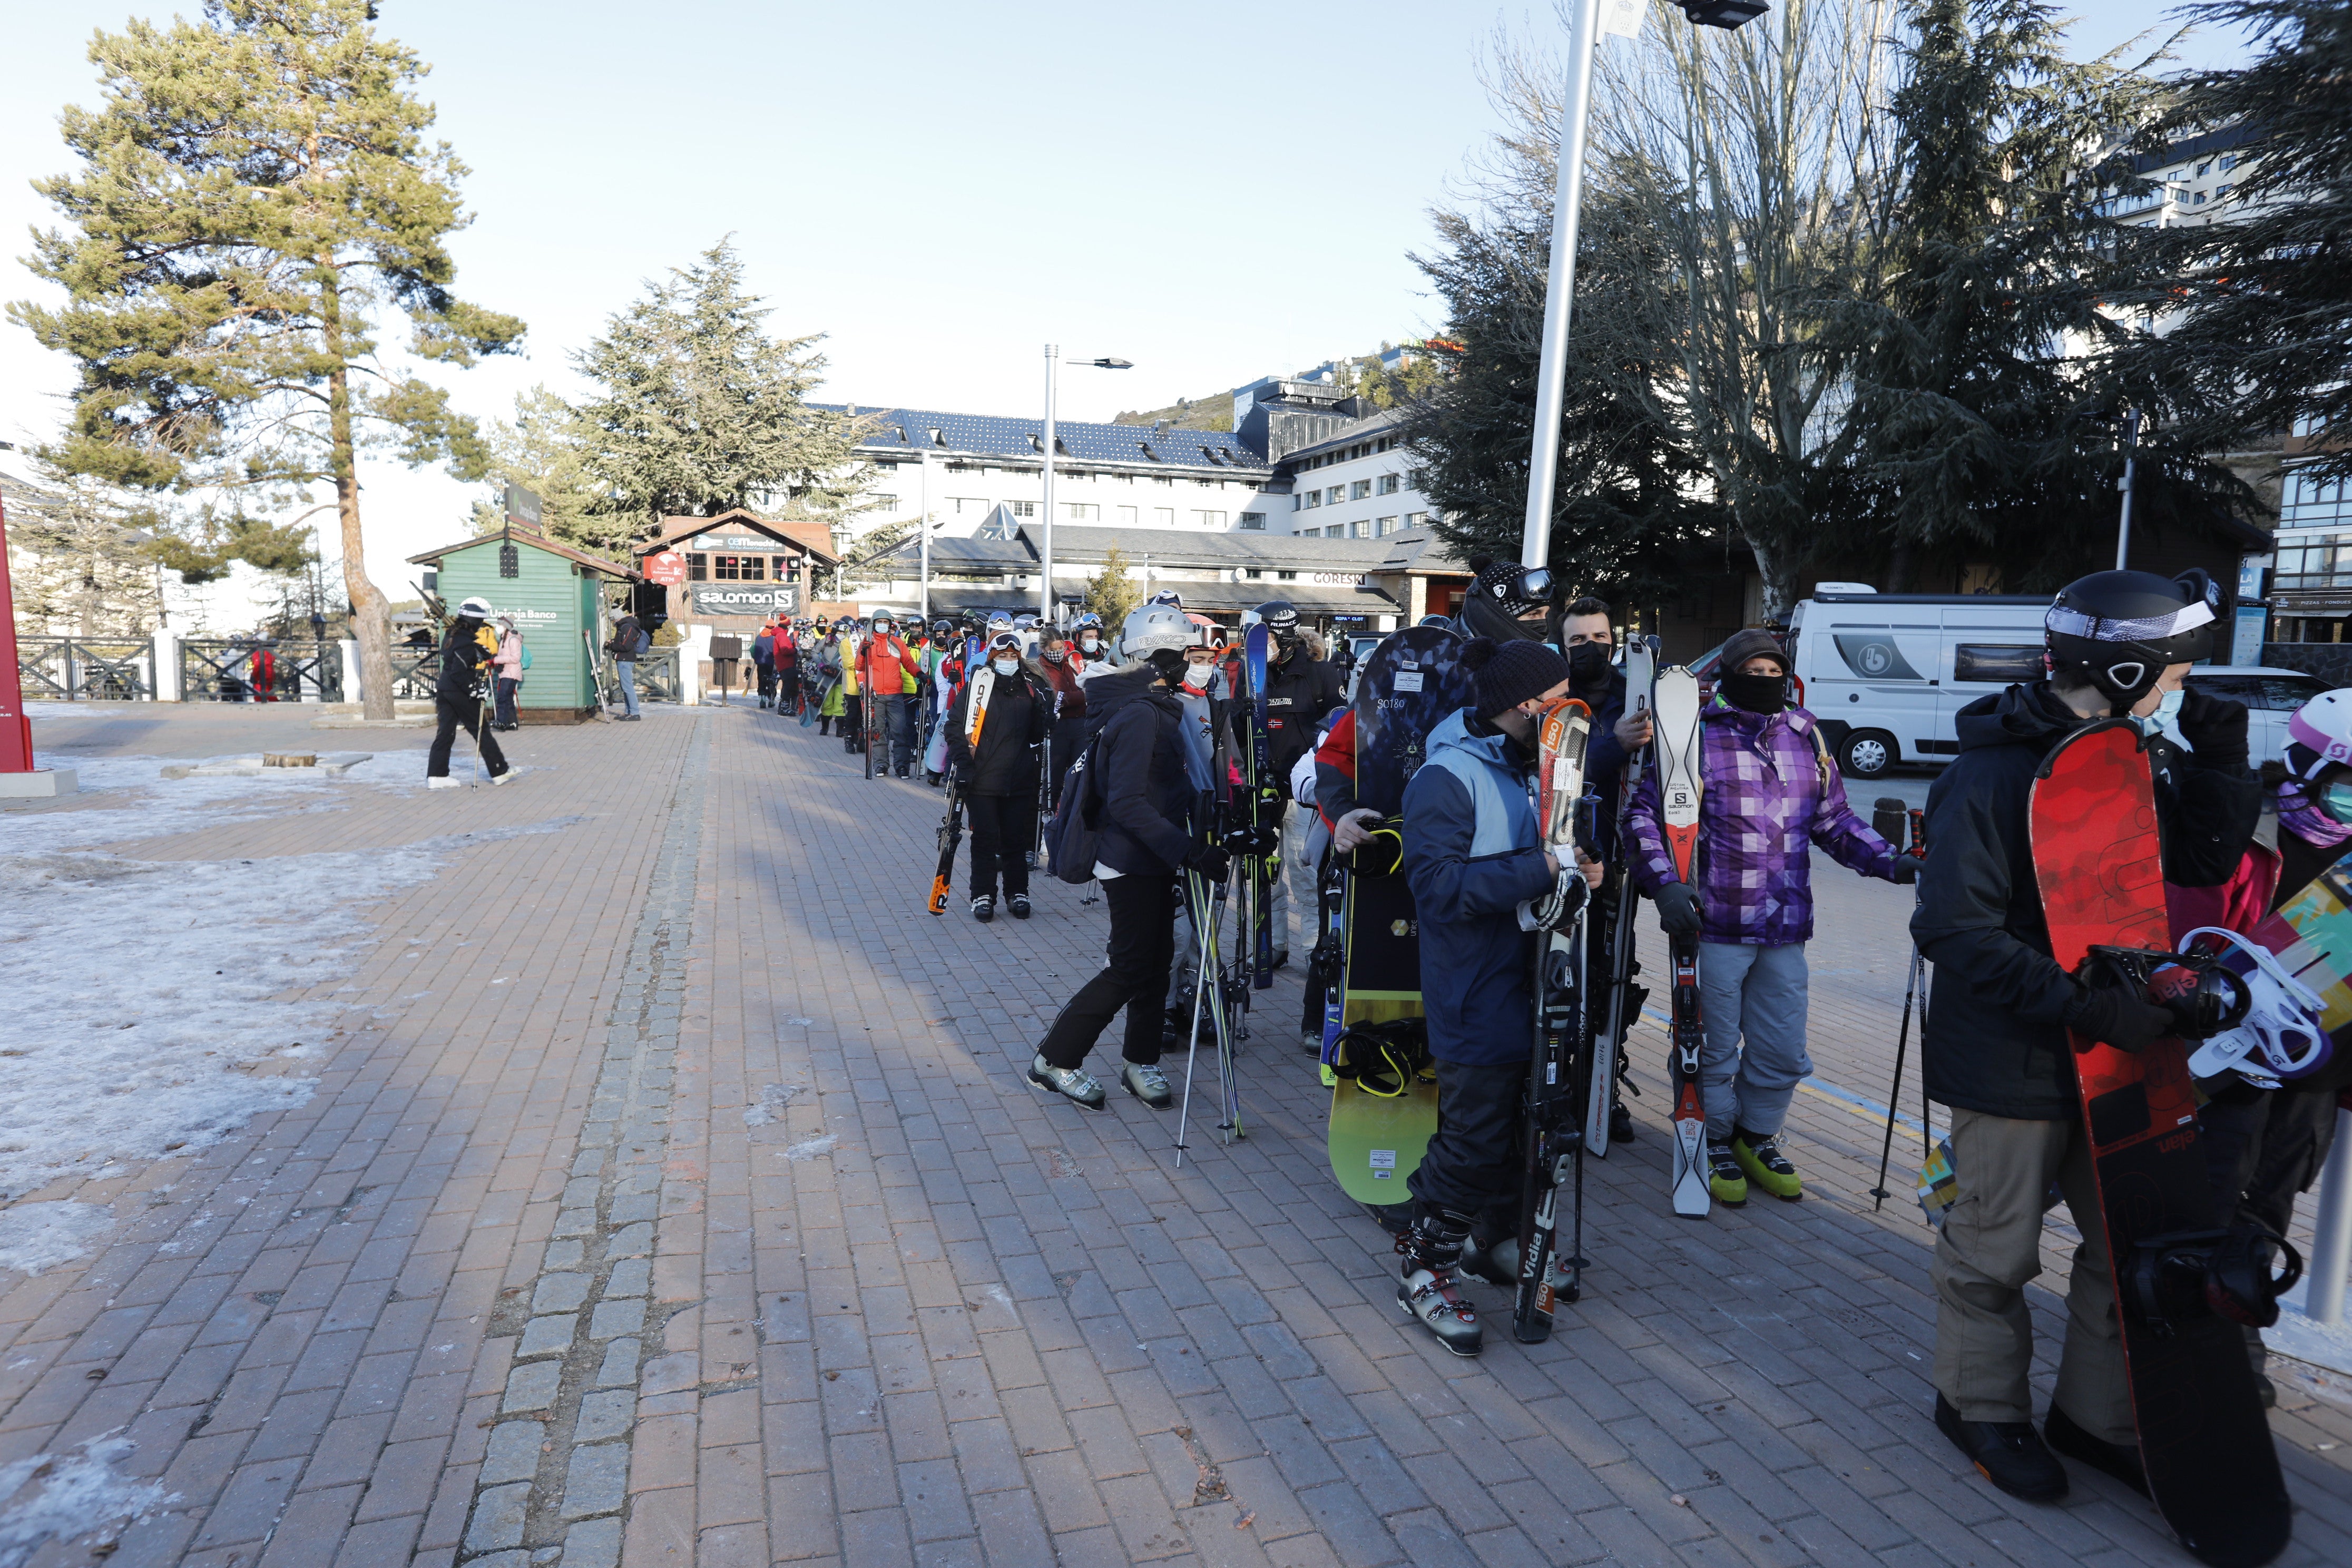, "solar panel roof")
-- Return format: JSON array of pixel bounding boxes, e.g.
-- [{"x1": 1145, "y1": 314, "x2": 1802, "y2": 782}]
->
[{"x1": 819, "y1": 404, "x2": 1270, "y2": 475}]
